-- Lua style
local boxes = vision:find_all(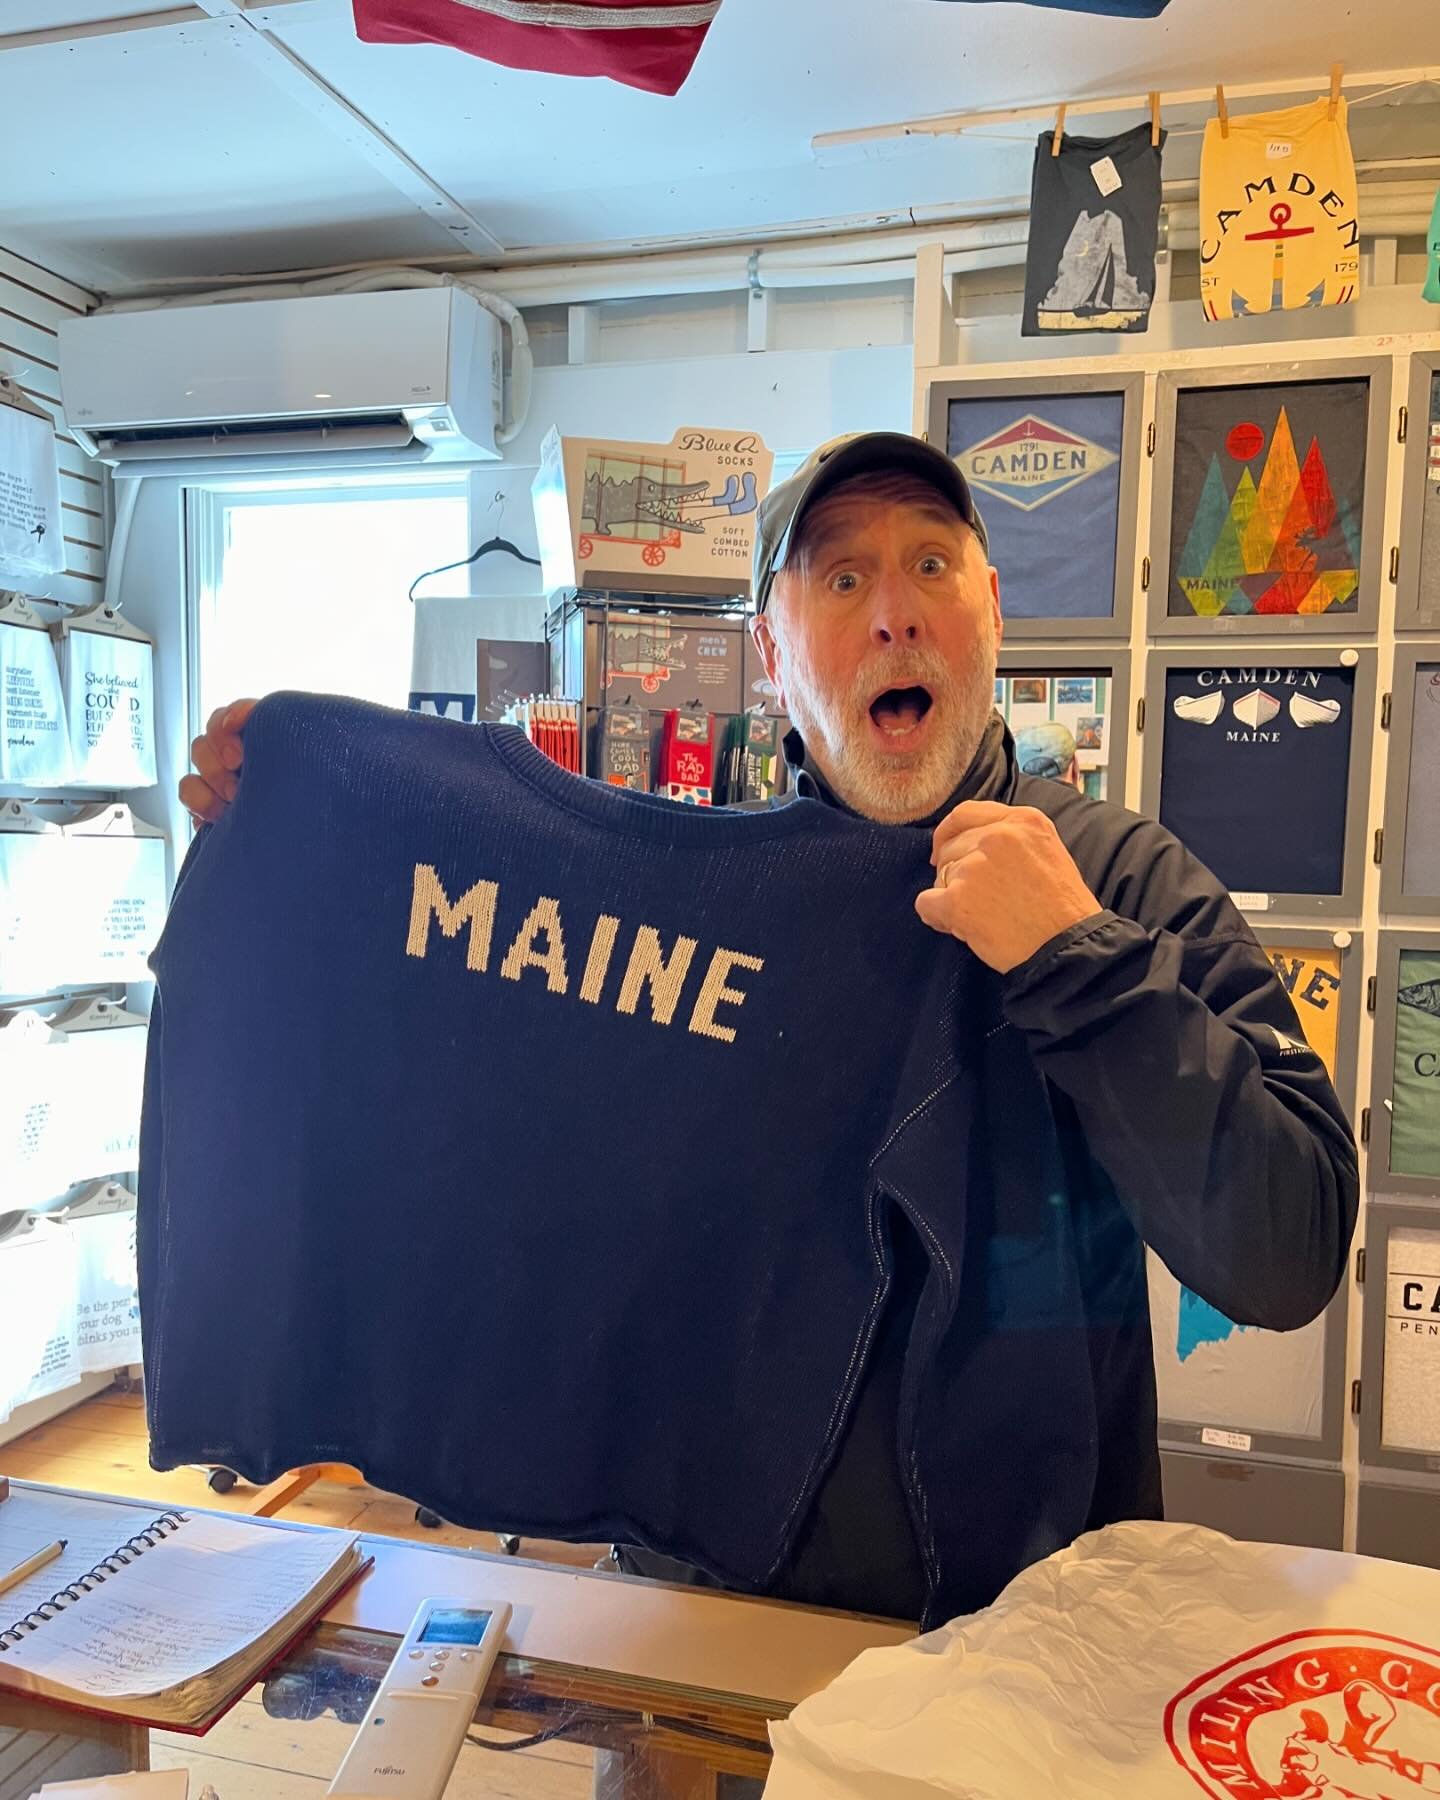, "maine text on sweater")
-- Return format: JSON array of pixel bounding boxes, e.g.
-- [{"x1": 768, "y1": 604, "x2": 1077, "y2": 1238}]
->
[{"x1": 405, "y1": 864, "x2": 765, "y2": 1045}]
